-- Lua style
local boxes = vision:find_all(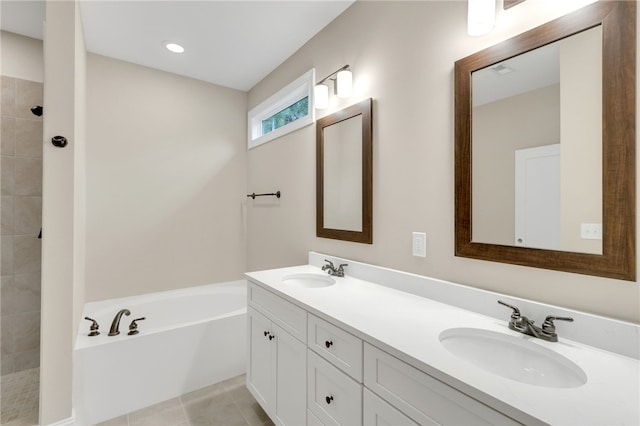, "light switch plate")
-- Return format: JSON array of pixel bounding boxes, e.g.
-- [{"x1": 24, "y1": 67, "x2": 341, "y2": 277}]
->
[{"x1": 412, "y1": 232, "x2": 426, "y2": 257}]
